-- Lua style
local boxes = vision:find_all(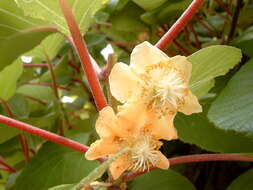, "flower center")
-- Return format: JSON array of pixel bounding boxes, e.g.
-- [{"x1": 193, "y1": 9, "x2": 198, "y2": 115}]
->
[
  {"x1": 130, "y1": 136, "x2": 160, "y2": 171},
  {"x1": 139, "y1": 62, "x2": 187, "y2": 115}
]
